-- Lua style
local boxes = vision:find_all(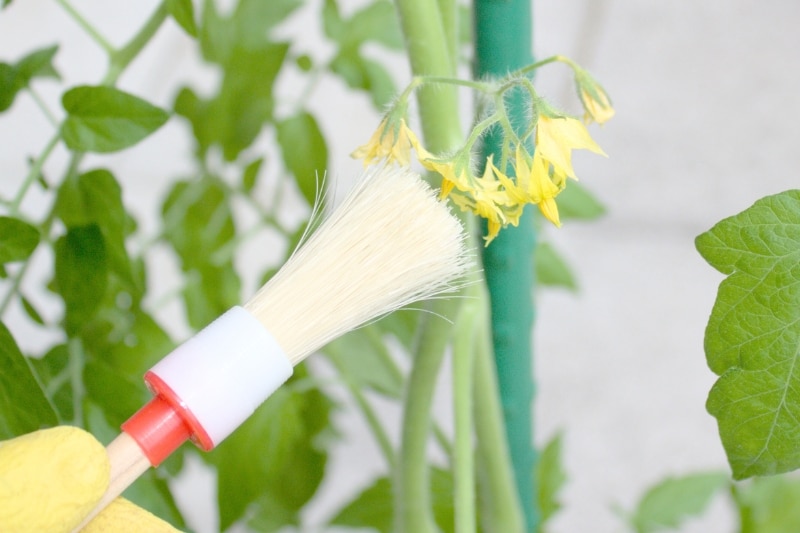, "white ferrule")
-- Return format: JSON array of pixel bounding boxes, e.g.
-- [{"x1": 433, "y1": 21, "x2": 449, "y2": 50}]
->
[{"x1": 148, "y1": 306, "x2": 293, "y2": 447}]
